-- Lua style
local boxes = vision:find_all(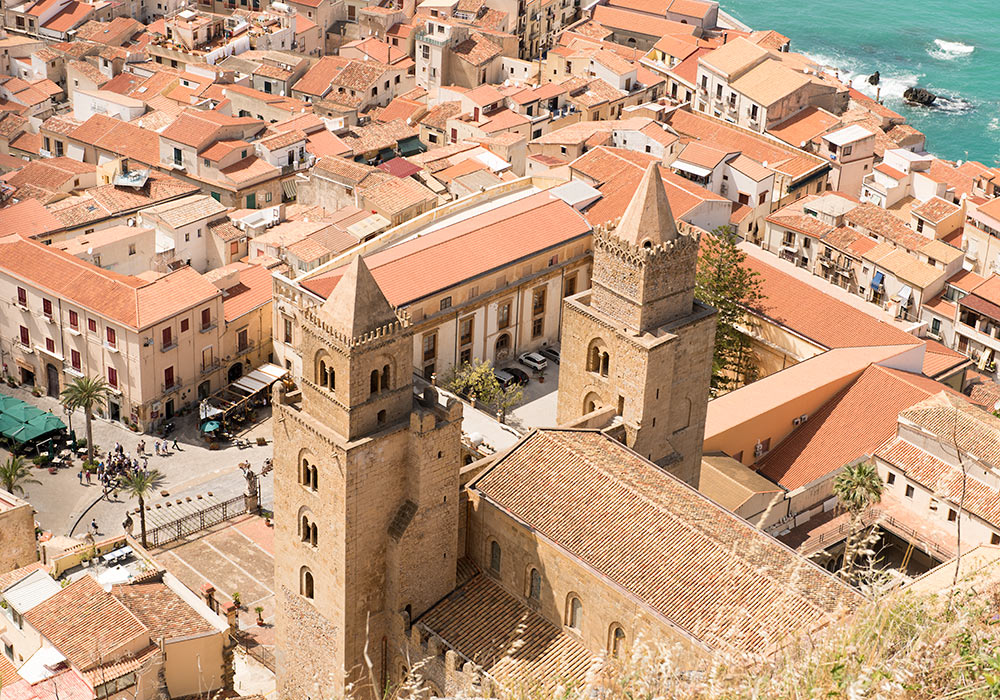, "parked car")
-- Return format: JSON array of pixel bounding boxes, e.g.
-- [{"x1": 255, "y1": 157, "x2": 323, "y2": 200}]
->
[
  {"x1": 505, "y1": 367, "x2": 530, "y2": 385},
  {"x1": 539, "y1": 347, "x2": 560, "y2": 365},
  {"x1": 518, "y1": 352, "x2": 548, "y2": 372},
  {"x1": 494, "y1": 369, "x2": 517, "y2": 389}
]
